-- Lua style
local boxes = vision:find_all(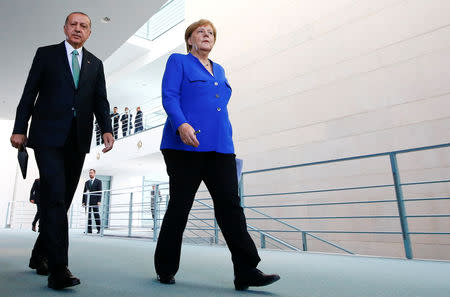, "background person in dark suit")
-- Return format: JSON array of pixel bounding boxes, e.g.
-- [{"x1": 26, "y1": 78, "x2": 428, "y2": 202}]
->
[
  {"x1": 10, "y1": 12, "x2": 114, "y2": 290},
  {"x1": 134, "y1": 106, "x2": 144, "y2": 133},
  {"x1": 120, "y1": 107, "x2": 133, "y2": 137},
  {"x1": 94, "y1": 120, "x2": 103, "y2": 145},
  {"x1": 30, "y1": 178, "x2": 41, "y2": 232},
  {"x1": 82, "y1": 169, "x2": 102, "y2": 234},
  {"x1": 111, "y1": 106, "x2": 120, "y2": 139}
]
